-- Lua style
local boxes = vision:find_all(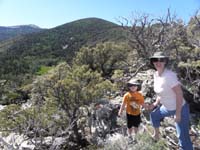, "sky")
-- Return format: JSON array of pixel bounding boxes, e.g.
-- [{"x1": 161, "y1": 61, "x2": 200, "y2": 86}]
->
[{"x1": 0, "y1": 0, "x2": 199, "y2": 29}]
